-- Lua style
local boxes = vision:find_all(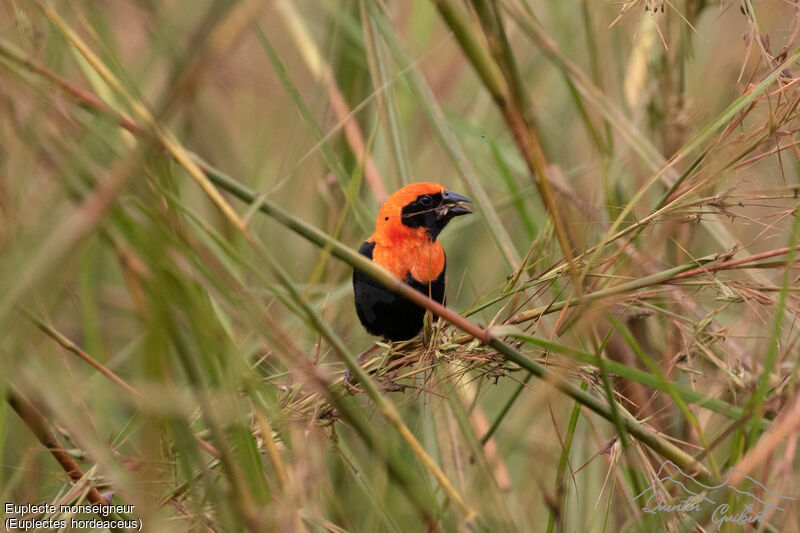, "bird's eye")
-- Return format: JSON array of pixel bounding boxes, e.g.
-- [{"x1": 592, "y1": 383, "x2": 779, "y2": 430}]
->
[{"x1": 419, "y1": 195, "x2": 433, "y2": 207}]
